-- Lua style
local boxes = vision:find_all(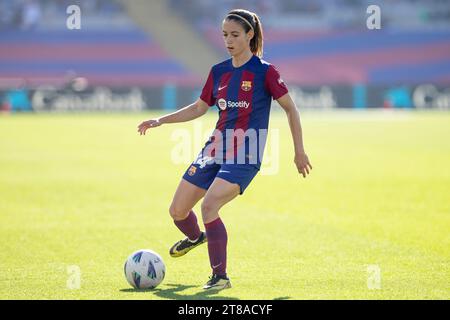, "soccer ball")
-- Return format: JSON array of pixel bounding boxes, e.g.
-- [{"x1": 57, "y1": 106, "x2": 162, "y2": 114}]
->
[{"x1": 124, "y1": 249, "x2": 165, "y2": 289}]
